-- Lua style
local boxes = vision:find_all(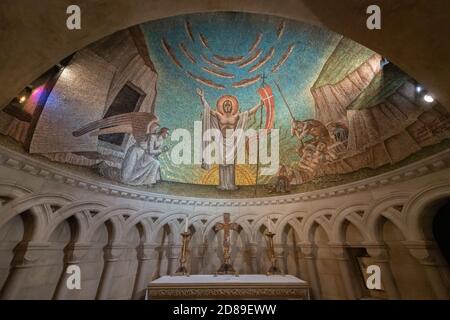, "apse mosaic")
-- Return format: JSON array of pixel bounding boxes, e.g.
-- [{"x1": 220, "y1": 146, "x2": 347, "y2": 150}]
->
[
  {"x1": 139, "y1": 12, "x2": 450, "y2": 189},
  {"x1": 140, "y1": 13, "x2": 341, "y2": 187},
  {"x1": 2, "y1": 12, "x2": 450, "y2": 195}
]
